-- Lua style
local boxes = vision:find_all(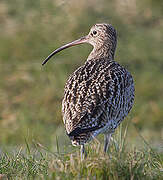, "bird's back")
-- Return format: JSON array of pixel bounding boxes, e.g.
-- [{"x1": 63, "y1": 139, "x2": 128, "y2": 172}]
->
[{"x1": 62, "y1": 58, "x2": 134, "y2": 145}]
